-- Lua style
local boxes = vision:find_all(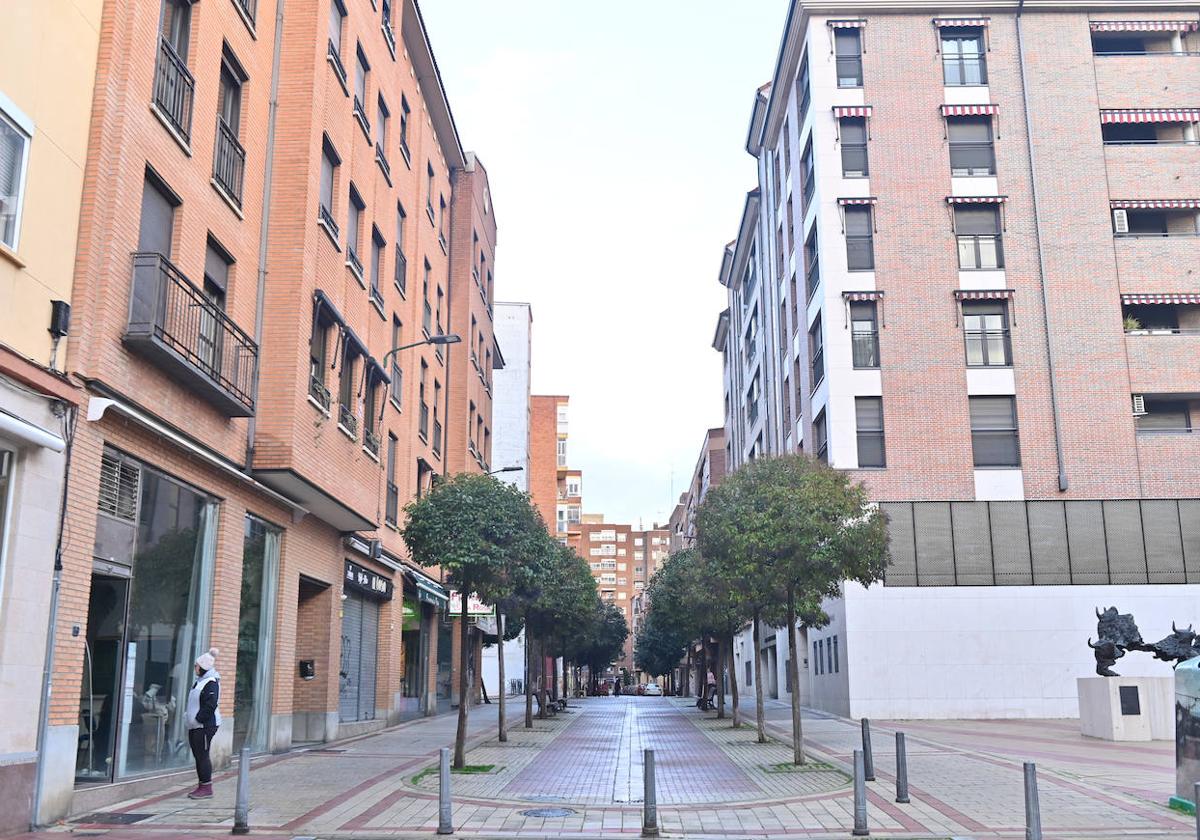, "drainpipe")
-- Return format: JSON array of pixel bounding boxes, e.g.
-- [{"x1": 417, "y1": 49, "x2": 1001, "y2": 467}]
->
[
  {"x1": 1016, "y1": 0, "x2": 1069, "y2": 492},
  {"x1": 246, "y1": 0, "x2": 287, "y2": 469}
]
